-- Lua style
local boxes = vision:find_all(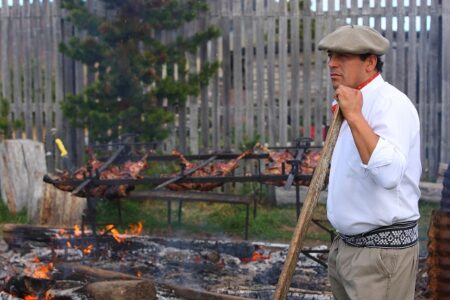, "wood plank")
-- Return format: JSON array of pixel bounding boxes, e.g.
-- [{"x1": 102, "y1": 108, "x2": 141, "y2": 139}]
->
[
  {"x1": 11, "y1": 0, "x2": 22, "y2": 138},
  {"x1": 384, "y1": 1, "x2": 394, "y2": 84},
  {"x1": 418, "y1": 3, "x2": 428, "y2": 167},
  {"x1": 23, "y1": 0, "x2": 33, "y2": 139},
  {"x1": 314, "y1": 0, "x2": 325, "y2": 144},
  {"x1": 325, "y1": 0, "x2": 337, "y2": 127},
  {"x1": 1, "y1": 0, "x2": 10, "y2": 126},
  {"x1": 302, "y1": 1, "x2": 312, "y2": 140},
  {"x1": 266, "y1": 2, "x2": 277, "y2": 145},
  {"x1": 210, "y1": 37, "x2": 219, "y2": 151},
  {"x1": 244, "y1": 1, "x2": 254, "y2": 140},
  {"x1": 187, "y1": 53, "x2": 199, "y2": 153},
  {"x1": 290, "y1": 0, "x2": 300, "y2": 141},
  {"x1": 255, "y1": 0, "x2": 265, "y2": 143},
  {"x1": 396, "y1": 0, "x2": 406, "y2": 92},
  {"x1": 442, "y1": 1, "x2": 450, "y2": 163},
  {"x1": 232, "y1": 1, "x2": 243, "y2": 147},
  {"x1": 200, "y1": 20, "x2": 209, "y2": 153},
  {"x1": 407, "y1": 0, "x2": 418, "y2": 108},
  {"x1": 32, "y1": 0, "x2": 44, "y2": 142},
  {"x1": 427, "y1": 5, "x2": 440, "y2": 180},
  {"x1": 43, "y1": 0, "x2": 53, "y2": 141},
  {"x1": 278, "y1": 0, "x2": 288, "y2": 145},
  {"x1": 220, "y1": 2, "x2": 231, "y2": 151},
  {"x1": 51, "y1": 0, "x2": 64, "y2": 172}
]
